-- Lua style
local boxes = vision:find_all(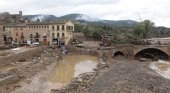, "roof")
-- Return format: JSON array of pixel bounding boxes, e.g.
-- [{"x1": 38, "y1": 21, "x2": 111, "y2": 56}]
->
[
  {"x1": 5, "y1": 23, "x2": 27, "y2": 27},
  {"x1": 2, "y1": 20, "x2": 73, "y2": 27},
  {"x1": 27, "y1": 21, "x2": 65, "y2": 25}
]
